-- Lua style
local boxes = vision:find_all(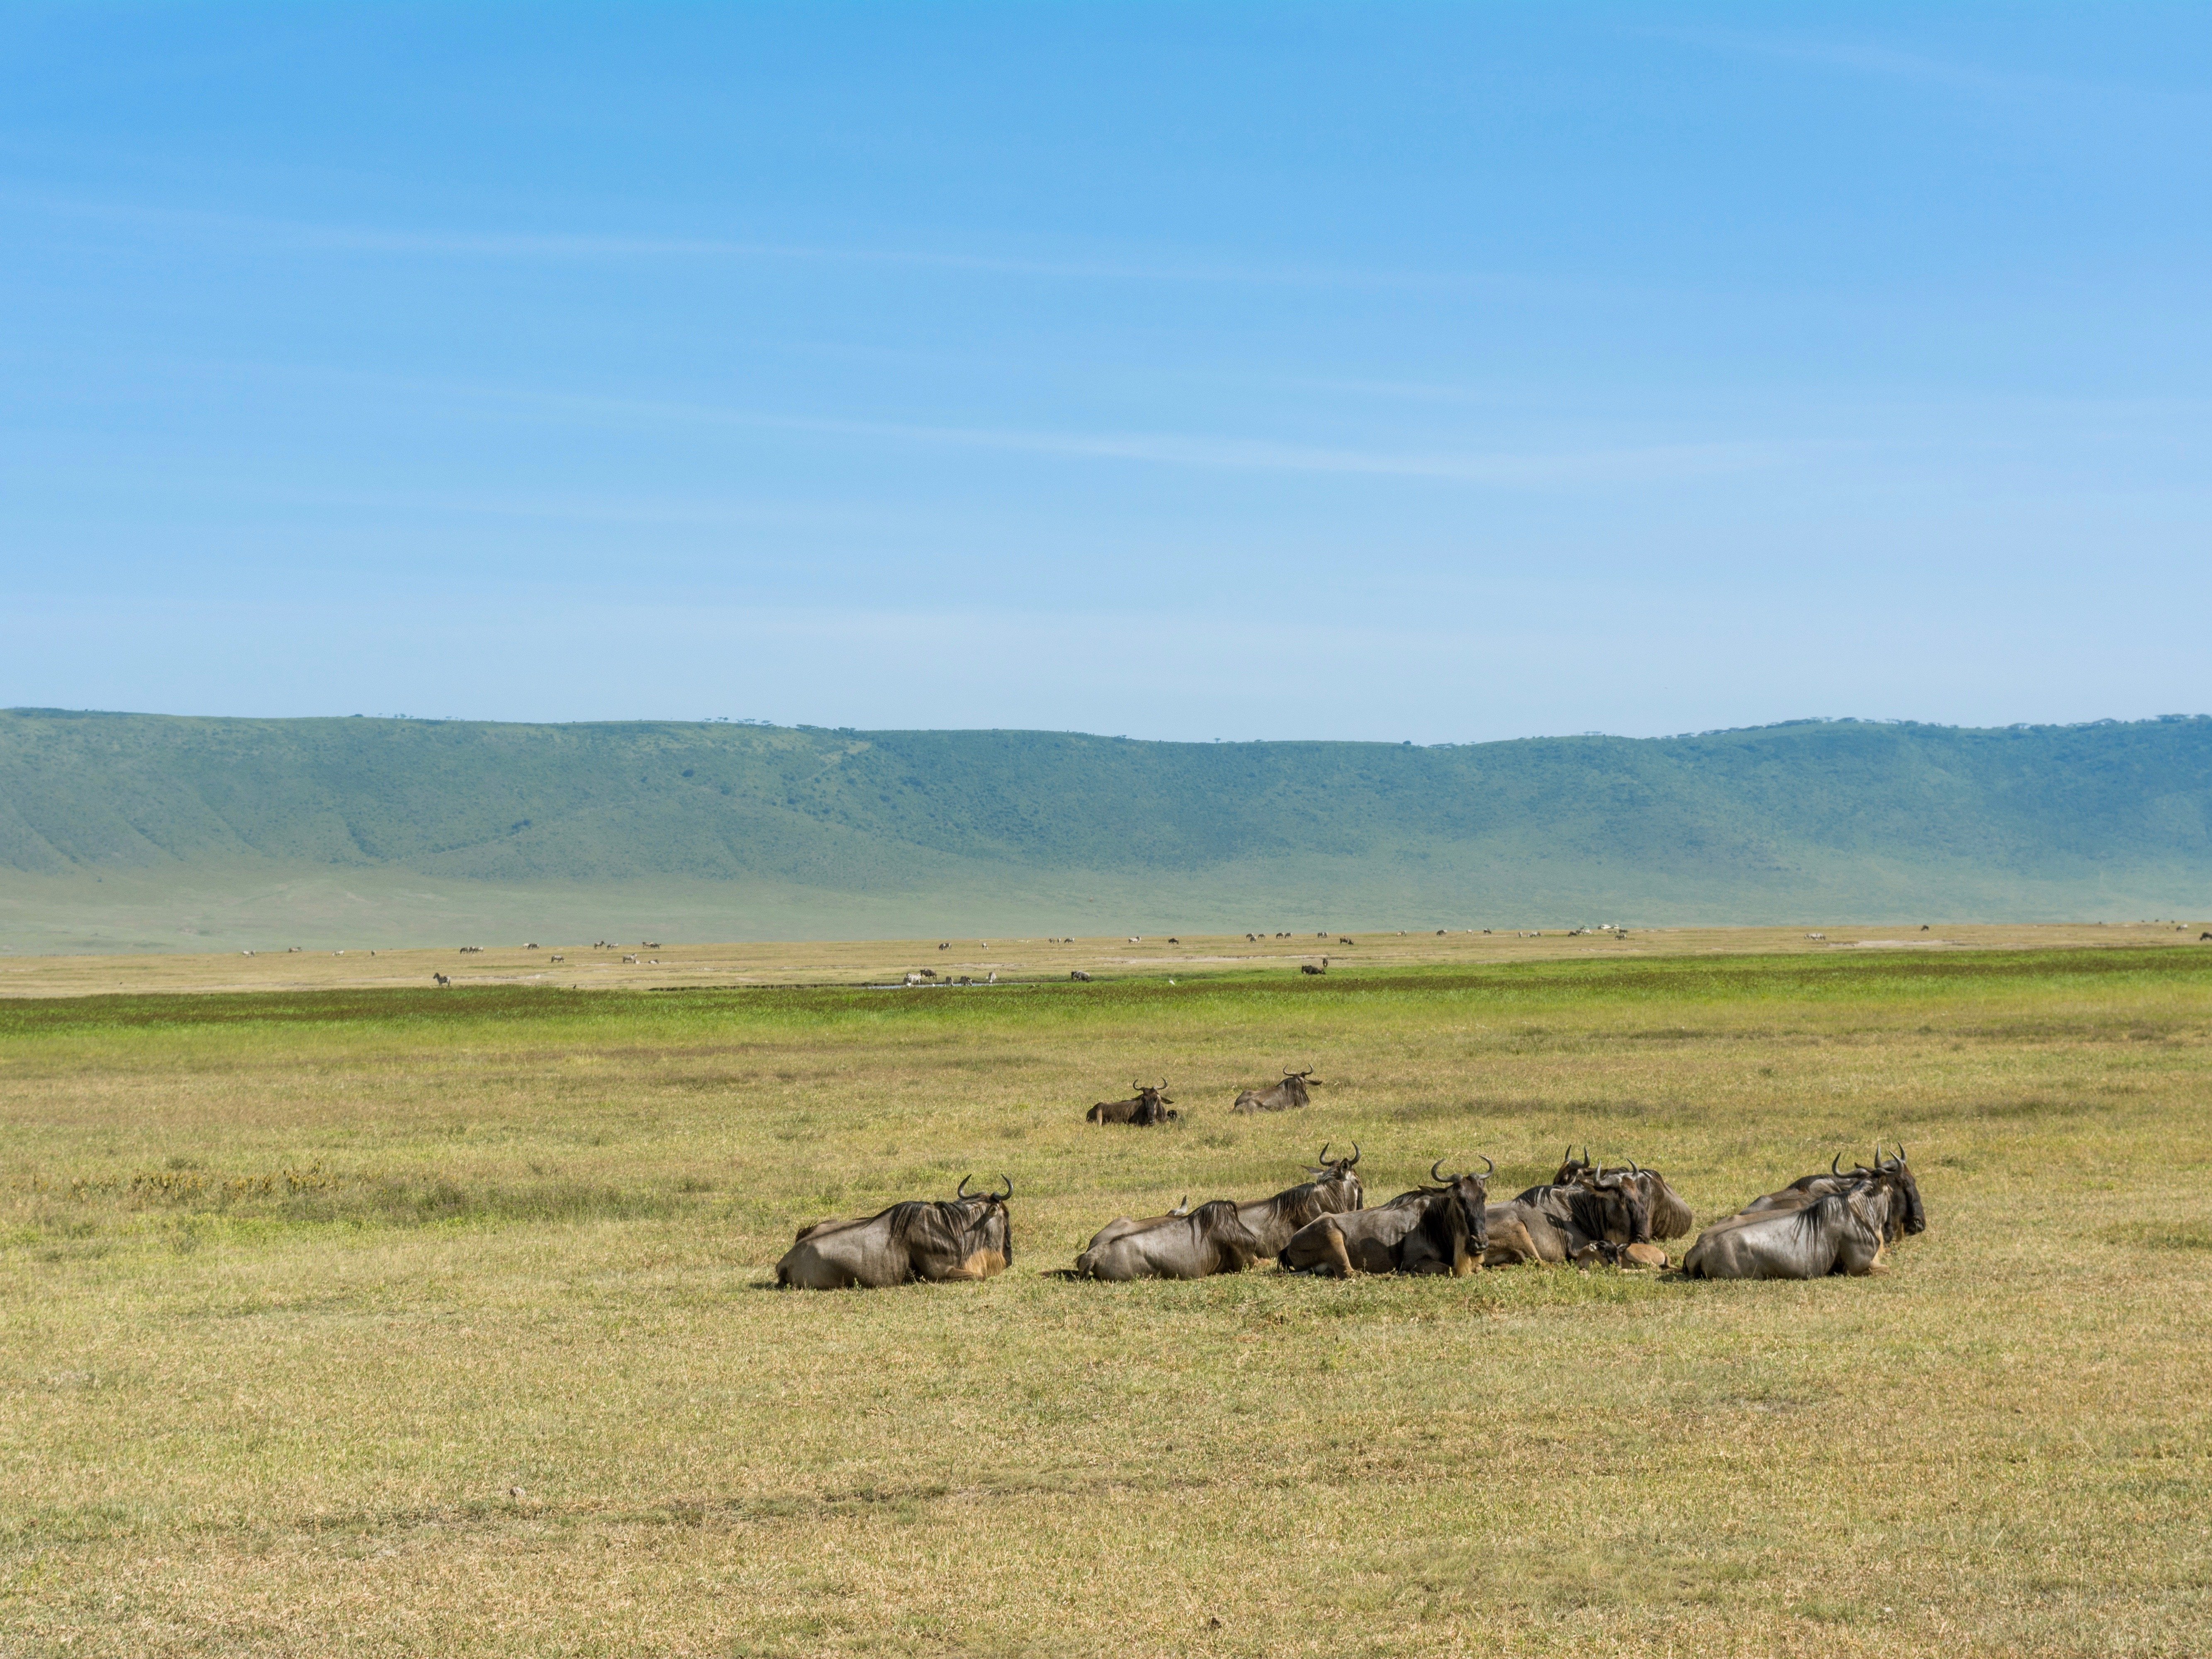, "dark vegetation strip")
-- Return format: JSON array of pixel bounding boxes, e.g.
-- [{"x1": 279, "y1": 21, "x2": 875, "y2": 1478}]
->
[{"x1": 2, "y1": 947, "x2": 2209, "y2": 1042}]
